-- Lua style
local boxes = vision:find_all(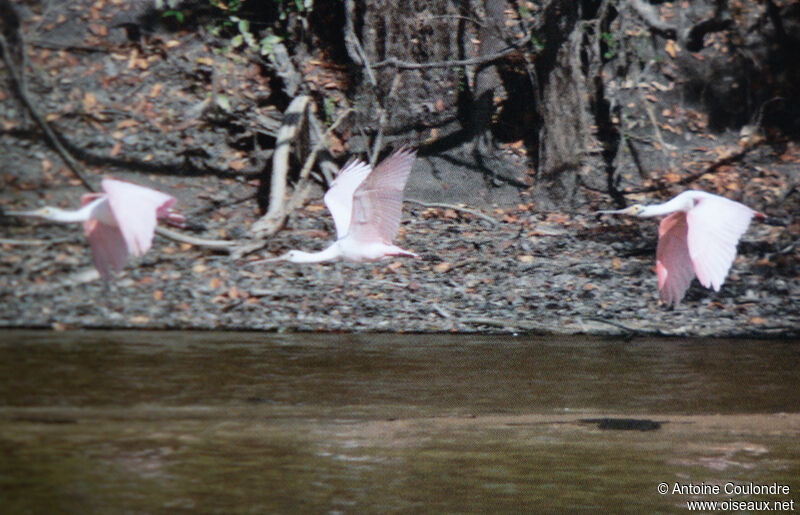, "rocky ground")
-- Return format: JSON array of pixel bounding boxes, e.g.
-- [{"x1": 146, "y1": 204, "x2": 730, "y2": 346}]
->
[
  {"x1": 1, "y1": 0, "x2": 798, "y2": 337},
  {"x1": 2, "y1": 194, "x2": 797, "y2": 337}
]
